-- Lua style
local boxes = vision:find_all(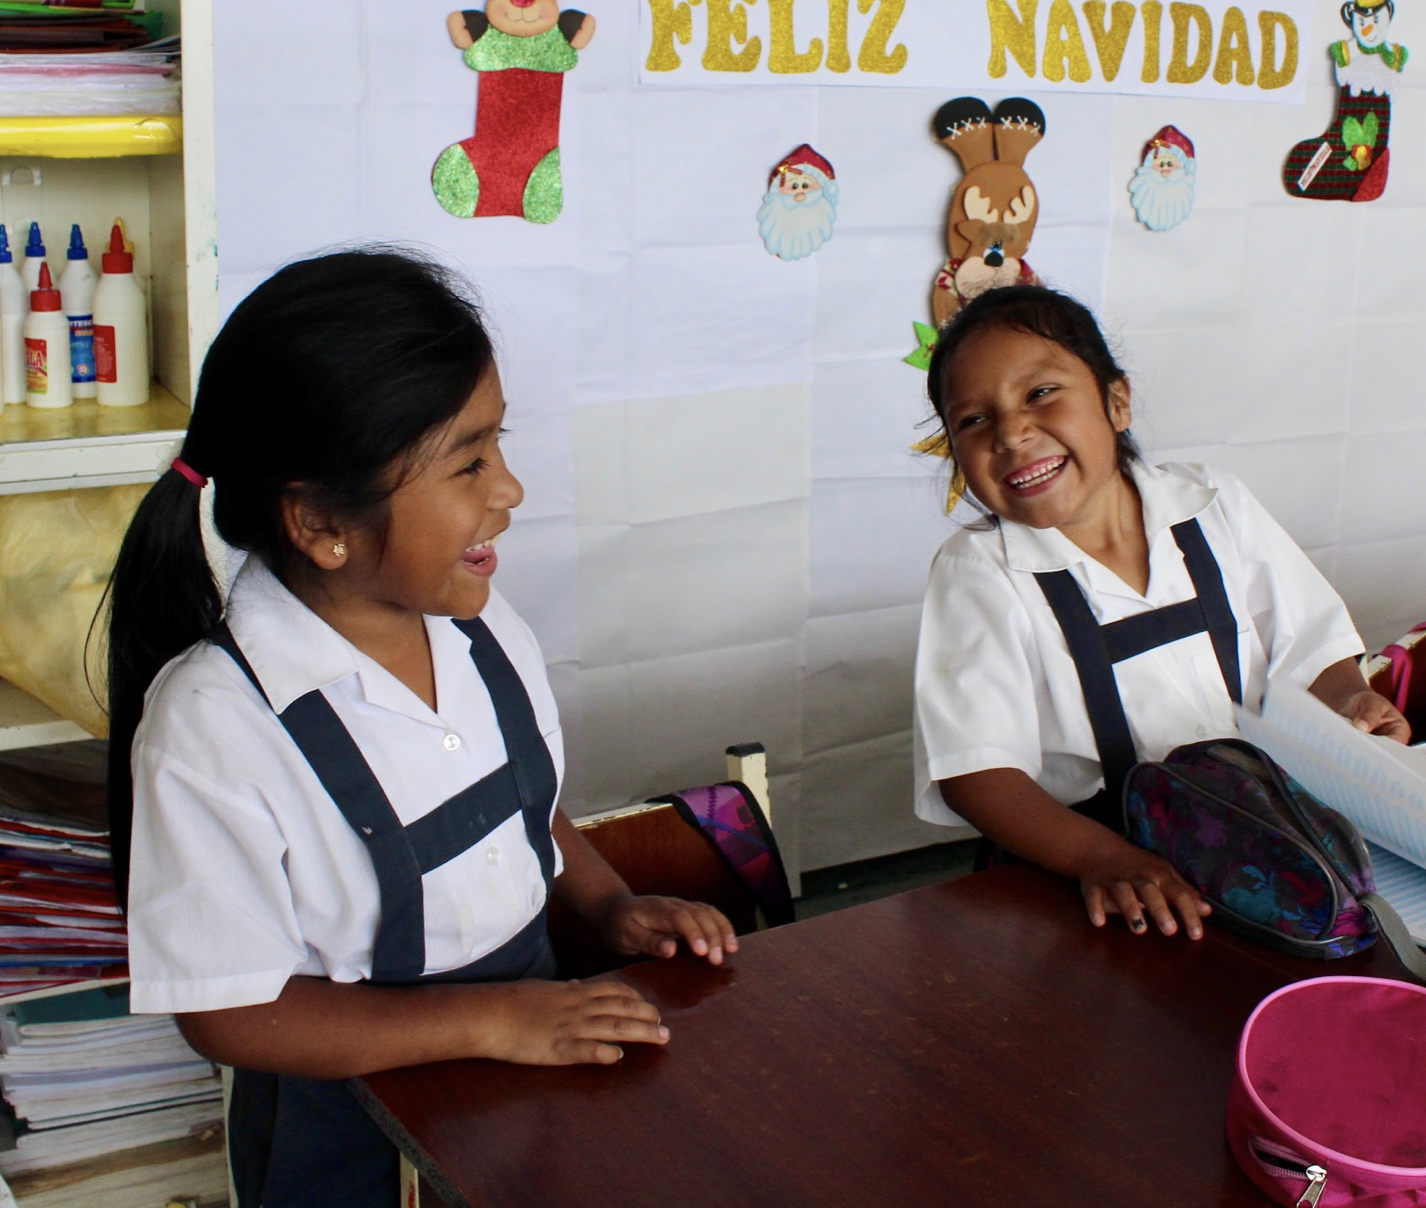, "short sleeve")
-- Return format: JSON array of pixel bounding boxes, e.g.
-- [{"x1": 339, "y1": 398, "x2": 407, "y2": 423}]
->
[
  {"x1": 128, "y1": 730, "x2": 309, "y2": 1015},
  {"x1": 1217, "y1": 475, "x2": 1364, "y2": 689},
  {"x1": 913, "y1": 547, "x2": 1044, "y2": 825}
]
